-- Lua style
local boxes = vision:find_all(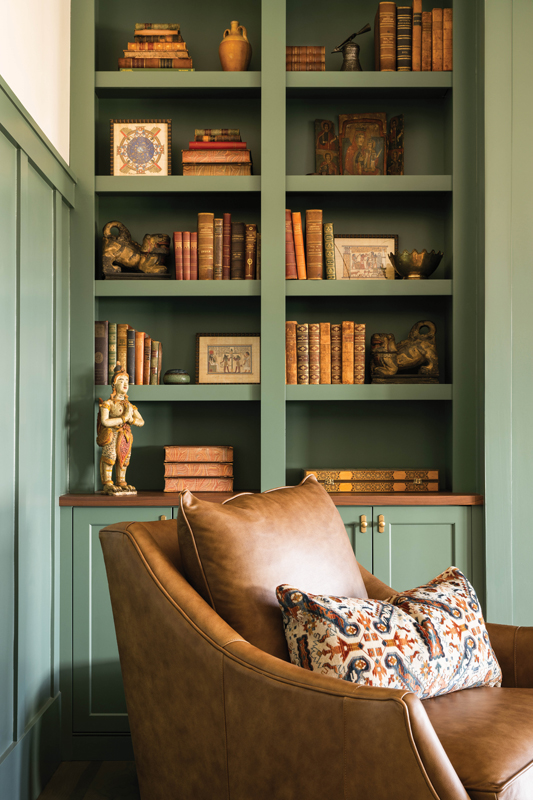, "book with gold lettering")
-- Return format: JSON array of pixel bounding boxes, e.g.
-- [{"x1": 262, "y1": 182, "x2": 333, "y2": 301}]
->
[
  {"x1": 320, "y1": 322, "x2": 331, "y2": 384},
  {"x1": 244, "y1": 223, "x2": 257, "y2": 279},
  {"x1": 341, "y1": 321, "x2": 354, "y2": 384},
  {"x1": 197, "y1": 212, "x2": 214, "y2": 280},
  {"x1": 422, "y1": 12, "x2": 432, "y2": 71},
  {"x1": 286, "y1": 321, "x2": 298, "y2": 385},
  {"x1": 304, "y1": 469, "x2": 439, "y2": 481},
  {"x1": 331, "y1": 323, "x2": 342, "y2": 384},
  {"x1": 143, "y1": 335, "x2": 151, "y2": 385},
  {"x1": 412, "y1": 0, "x2": 422, "y2": 70},
  {"x1": 214, "y1": 219, "x2": 223, "y2": 280},
  {"x1": 164, "y1": 445, "x2": 234, "y2": 462},
  {"x1": 308, "y1": 323, "x2": 320, "y2": 384},
  {"x1": 374, "y1": 2, "x2": 397, "y2": 71},
  {"x1": 296, "y1": 323, "x2": 310, "y2": 384},
  {"x1": 354, "y1": 323, "x2": 365, "y2": 385},
  {"x1": 95, "y1": 321, "x2": 108, "y2": 385},
  {"x1": 183, "y1": 231, "x2": 191, "y2": 280}
]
